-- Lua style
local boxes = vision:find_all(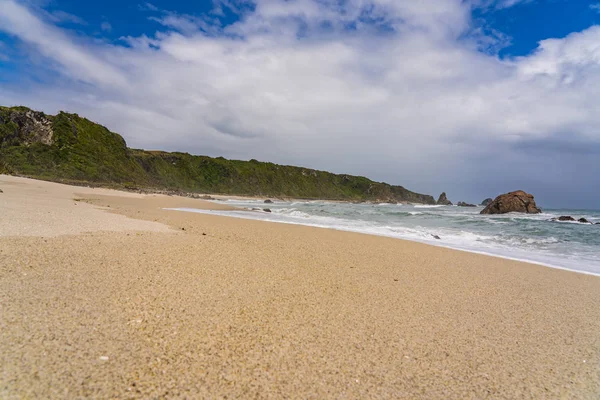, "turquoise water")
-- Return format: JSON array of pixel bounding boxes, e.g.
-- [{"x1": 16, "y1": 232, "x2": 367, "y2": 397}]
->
[{"x1": 167, "y1": 200, "x2": 600, "y2": 276}]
